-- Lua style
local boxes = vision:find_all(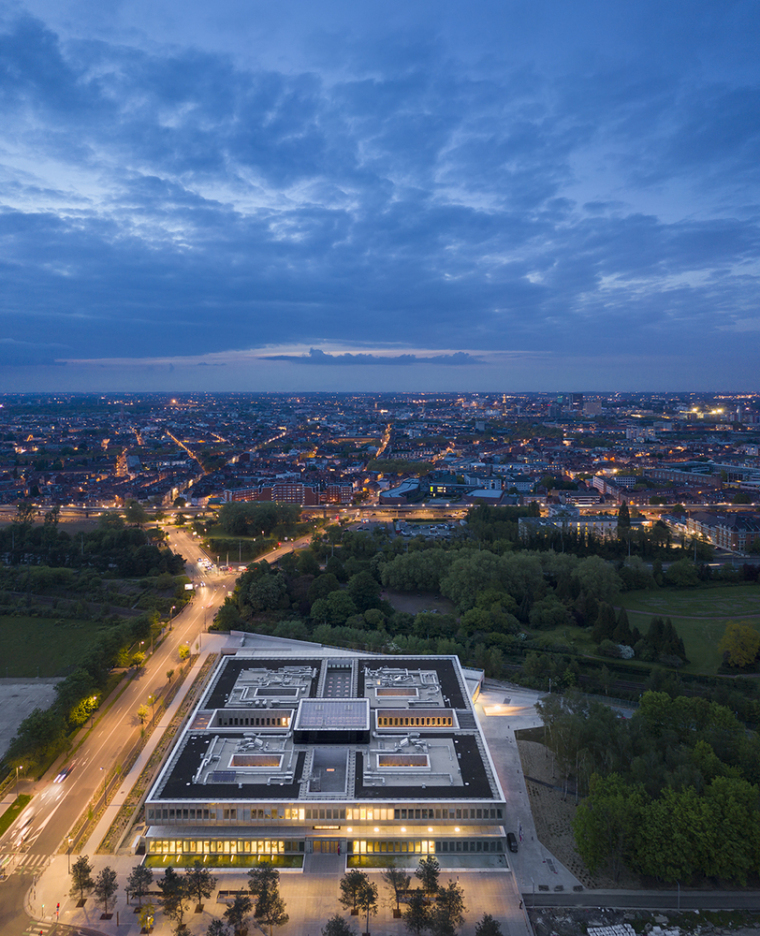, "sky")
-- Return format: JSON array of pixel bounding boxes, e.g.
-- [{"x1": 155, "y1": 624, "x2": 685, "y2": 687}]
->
[{"x1": 0, "y1": 0, "x2": 759, "y2": 393}]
